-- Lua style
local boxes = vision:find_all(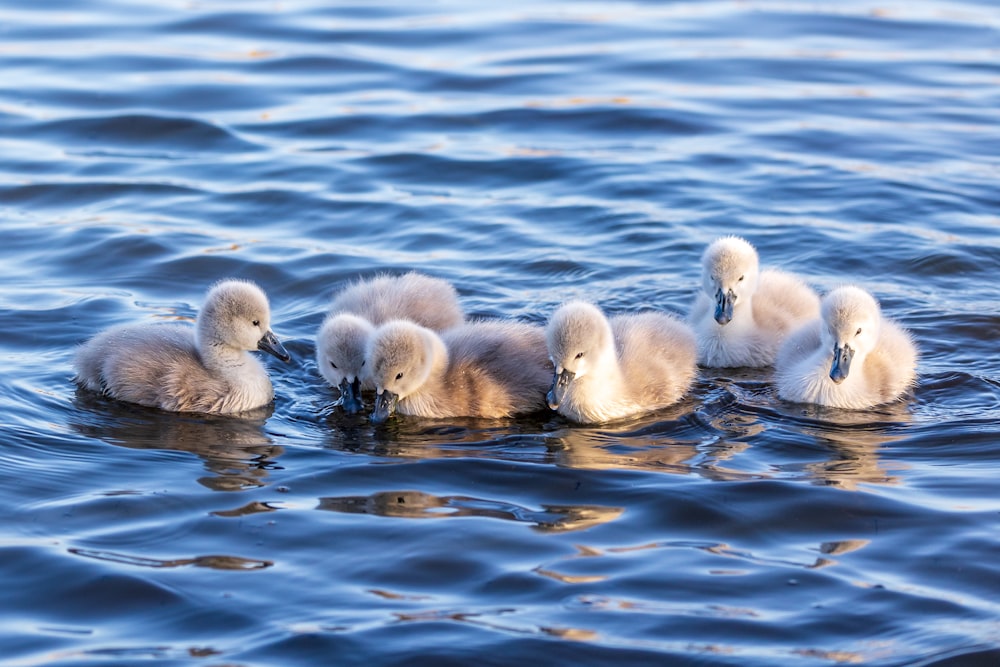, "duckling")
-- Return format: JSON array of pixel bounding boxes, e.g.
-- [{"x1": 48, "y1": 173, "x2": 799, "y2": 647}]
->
[
  {"x1": 316, "y1": 272, "x2": 463, "y2": 412},
  {"x1": 689, "y1": 236, "x2": 819, "y2": 367},
  {"x1": 775, "y1": 285, "x2": 917, "y2": 409},
  {"x1": 74, "y1": 279, "x2": 290, "y2": 415},
  {"x1": 546, "y1": 301, "x2": 697, "y2": 424},
  {"x1": 366, "y1": 319, "x2": 550, "y2": 422}
]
